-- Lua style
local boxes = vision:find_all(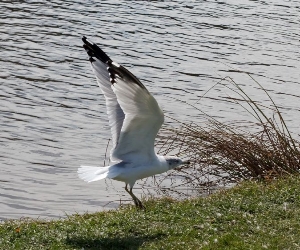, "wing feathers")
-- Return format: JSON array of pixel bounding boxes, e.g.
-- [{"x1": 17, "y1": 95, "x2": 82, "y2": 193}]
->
[
  {"x1": 82, "y1": 36, "x2": 111, "y2": 64},
  {"x1": 83, "y1": 37, "x2": 125, "y2": 151},
  {"x1": 82, "y1": 36, "x2": 164, "y2": 163}
]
